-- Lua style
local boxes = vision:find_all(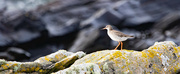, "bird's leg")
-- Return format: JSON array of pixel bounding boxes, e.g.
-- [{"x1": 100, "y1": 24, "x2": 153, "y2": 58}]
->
[
  {"x1": 114, "y1": 41, "x2": 121, "y2": 50},
  {"x1": 121, "y1": 42, "x2": 123, "y2": 51}
]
